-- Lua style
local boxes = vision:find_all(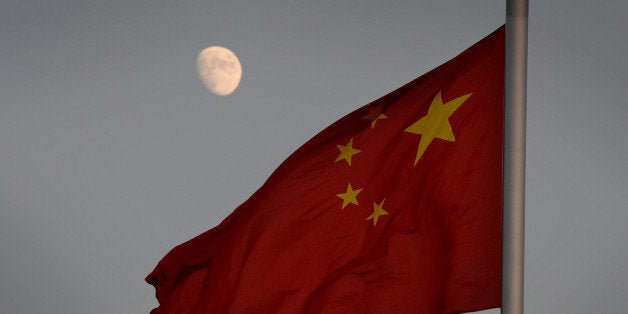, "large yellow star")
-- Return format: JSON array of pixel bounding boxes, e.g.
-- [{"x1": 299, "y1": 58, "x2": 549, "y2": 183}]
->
[
  {"x1": 336, "y1": 183, "x2": 363, "y2": 209},
  {"x1": 367, "y1": 199, "x2": 389, "y2": 226},
  {"x1": 404, "y1": 90, "x2": 472, "y2": 165},
  {"x1": 335, "y1": 138, "x2": 361, "y2": 166},
  {"x1": 361, "y1": 104, "x2": 387, "y2": 130}
]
